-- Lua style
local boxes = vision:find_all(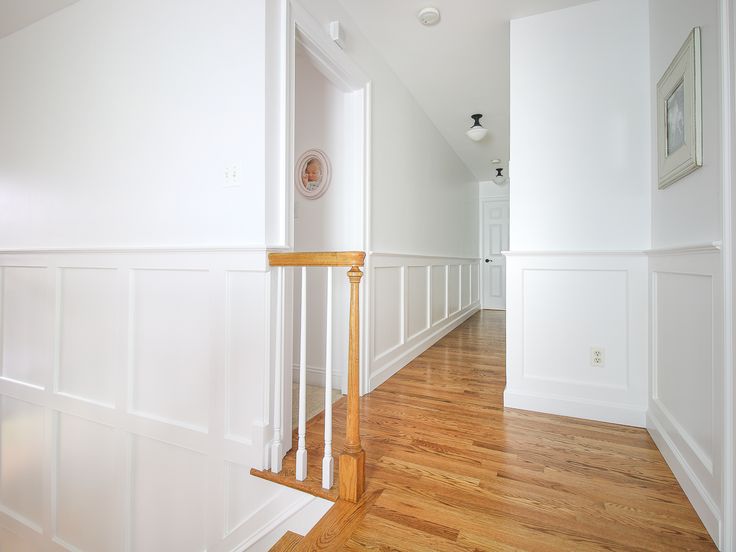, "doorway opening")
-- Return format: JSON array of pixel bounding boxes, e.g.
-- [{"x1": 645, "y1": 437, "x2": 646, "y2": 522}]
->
[{"x1": 277, "y1": 16, "x2": 371, "y2": 454}]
